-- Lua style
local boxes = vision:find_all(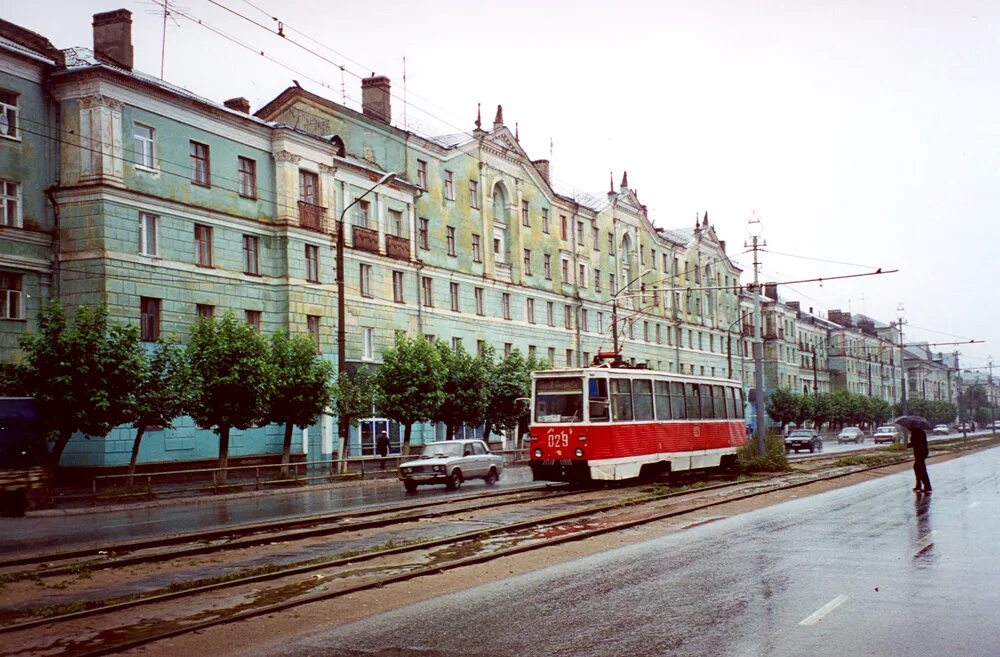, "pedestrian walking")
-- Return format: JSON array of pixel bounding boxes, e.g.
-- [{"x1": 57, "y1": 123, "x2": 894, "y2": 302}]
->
[
  {"x1": 376, "y1": 430, "x2": 391, "y2": 470},
  {"x1": 910, "y1": 427, "x2": 932, "y2": 492}
]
